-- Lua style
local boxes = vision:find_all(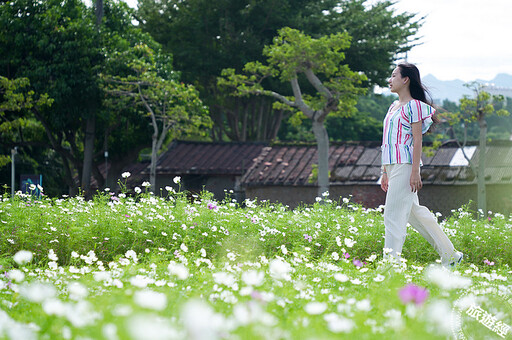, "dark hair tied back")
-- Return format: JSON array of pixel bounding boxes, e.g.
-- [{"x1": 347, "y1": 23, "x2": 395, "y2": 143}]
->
[{"x1": 398, "y1": 62, "x2": 439, "y2": 132}]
